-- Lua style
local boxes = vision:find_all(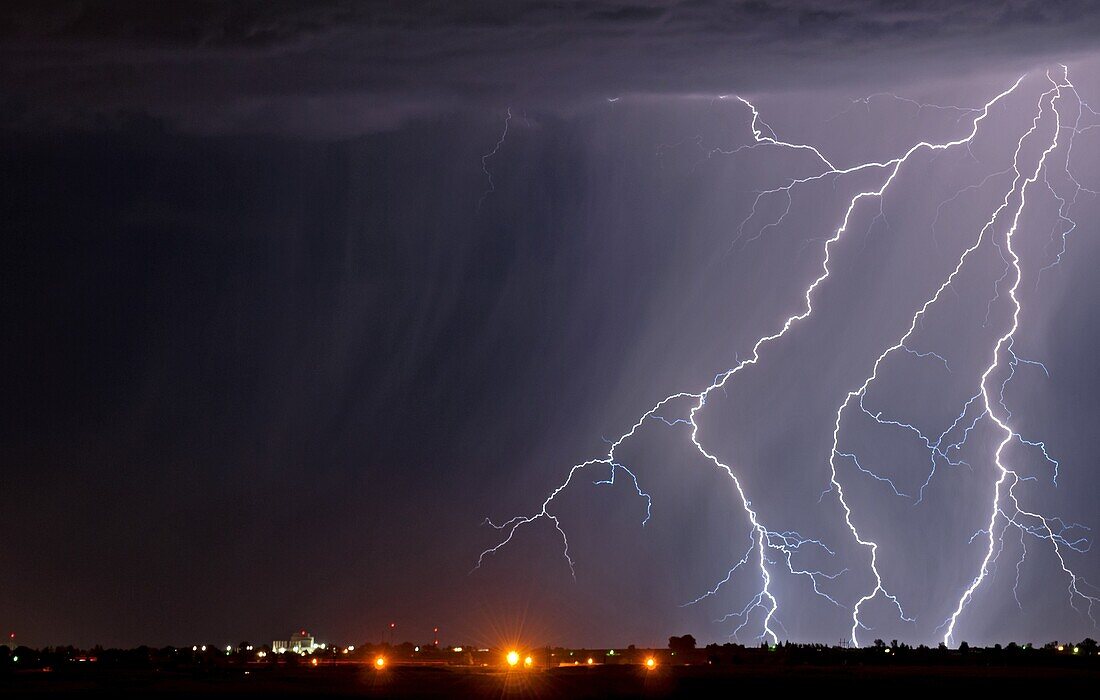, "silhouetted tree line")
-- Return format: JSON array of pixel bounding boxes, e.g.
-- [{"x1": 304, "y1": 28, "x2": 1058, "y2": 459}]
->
[
  {"x1": 690, "y1": 637, "x2": 1099, "y2": 667},
  {"x1": 0, "y1": 637, "x2": 1095, "y2": 674}
]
